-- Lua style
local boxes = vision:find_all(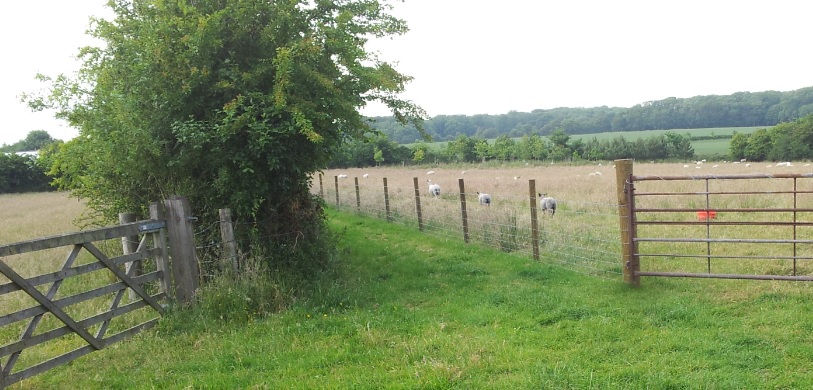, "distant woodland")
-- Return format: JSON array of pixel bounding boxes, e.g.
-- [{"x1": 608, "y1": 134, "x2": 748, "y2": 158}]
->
[{"x1": 370, "y1": 87, "x2": 813, "y2": 144}]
